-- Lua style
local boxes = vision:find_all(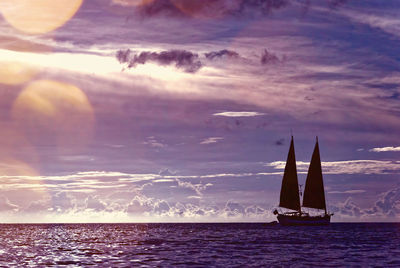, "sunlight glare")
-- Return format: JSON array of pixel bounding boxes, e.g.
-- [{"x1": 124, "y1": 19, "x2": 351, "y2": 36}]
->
[
  {"x1": 0, "y1": 61, "x2": 39, "y2": 85},
  {"x1": 0, "y1": 0, "x2": 83, "y2": 34},
  {"x1": 0, "y1": 159, "x2": 38, "y2": 176},
  {"x1": 12, "y1": 80, "x2": 95, "y2": 150},
  {"x1": 0, "y1": 127, "x2": 38, "y2": 170}
]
